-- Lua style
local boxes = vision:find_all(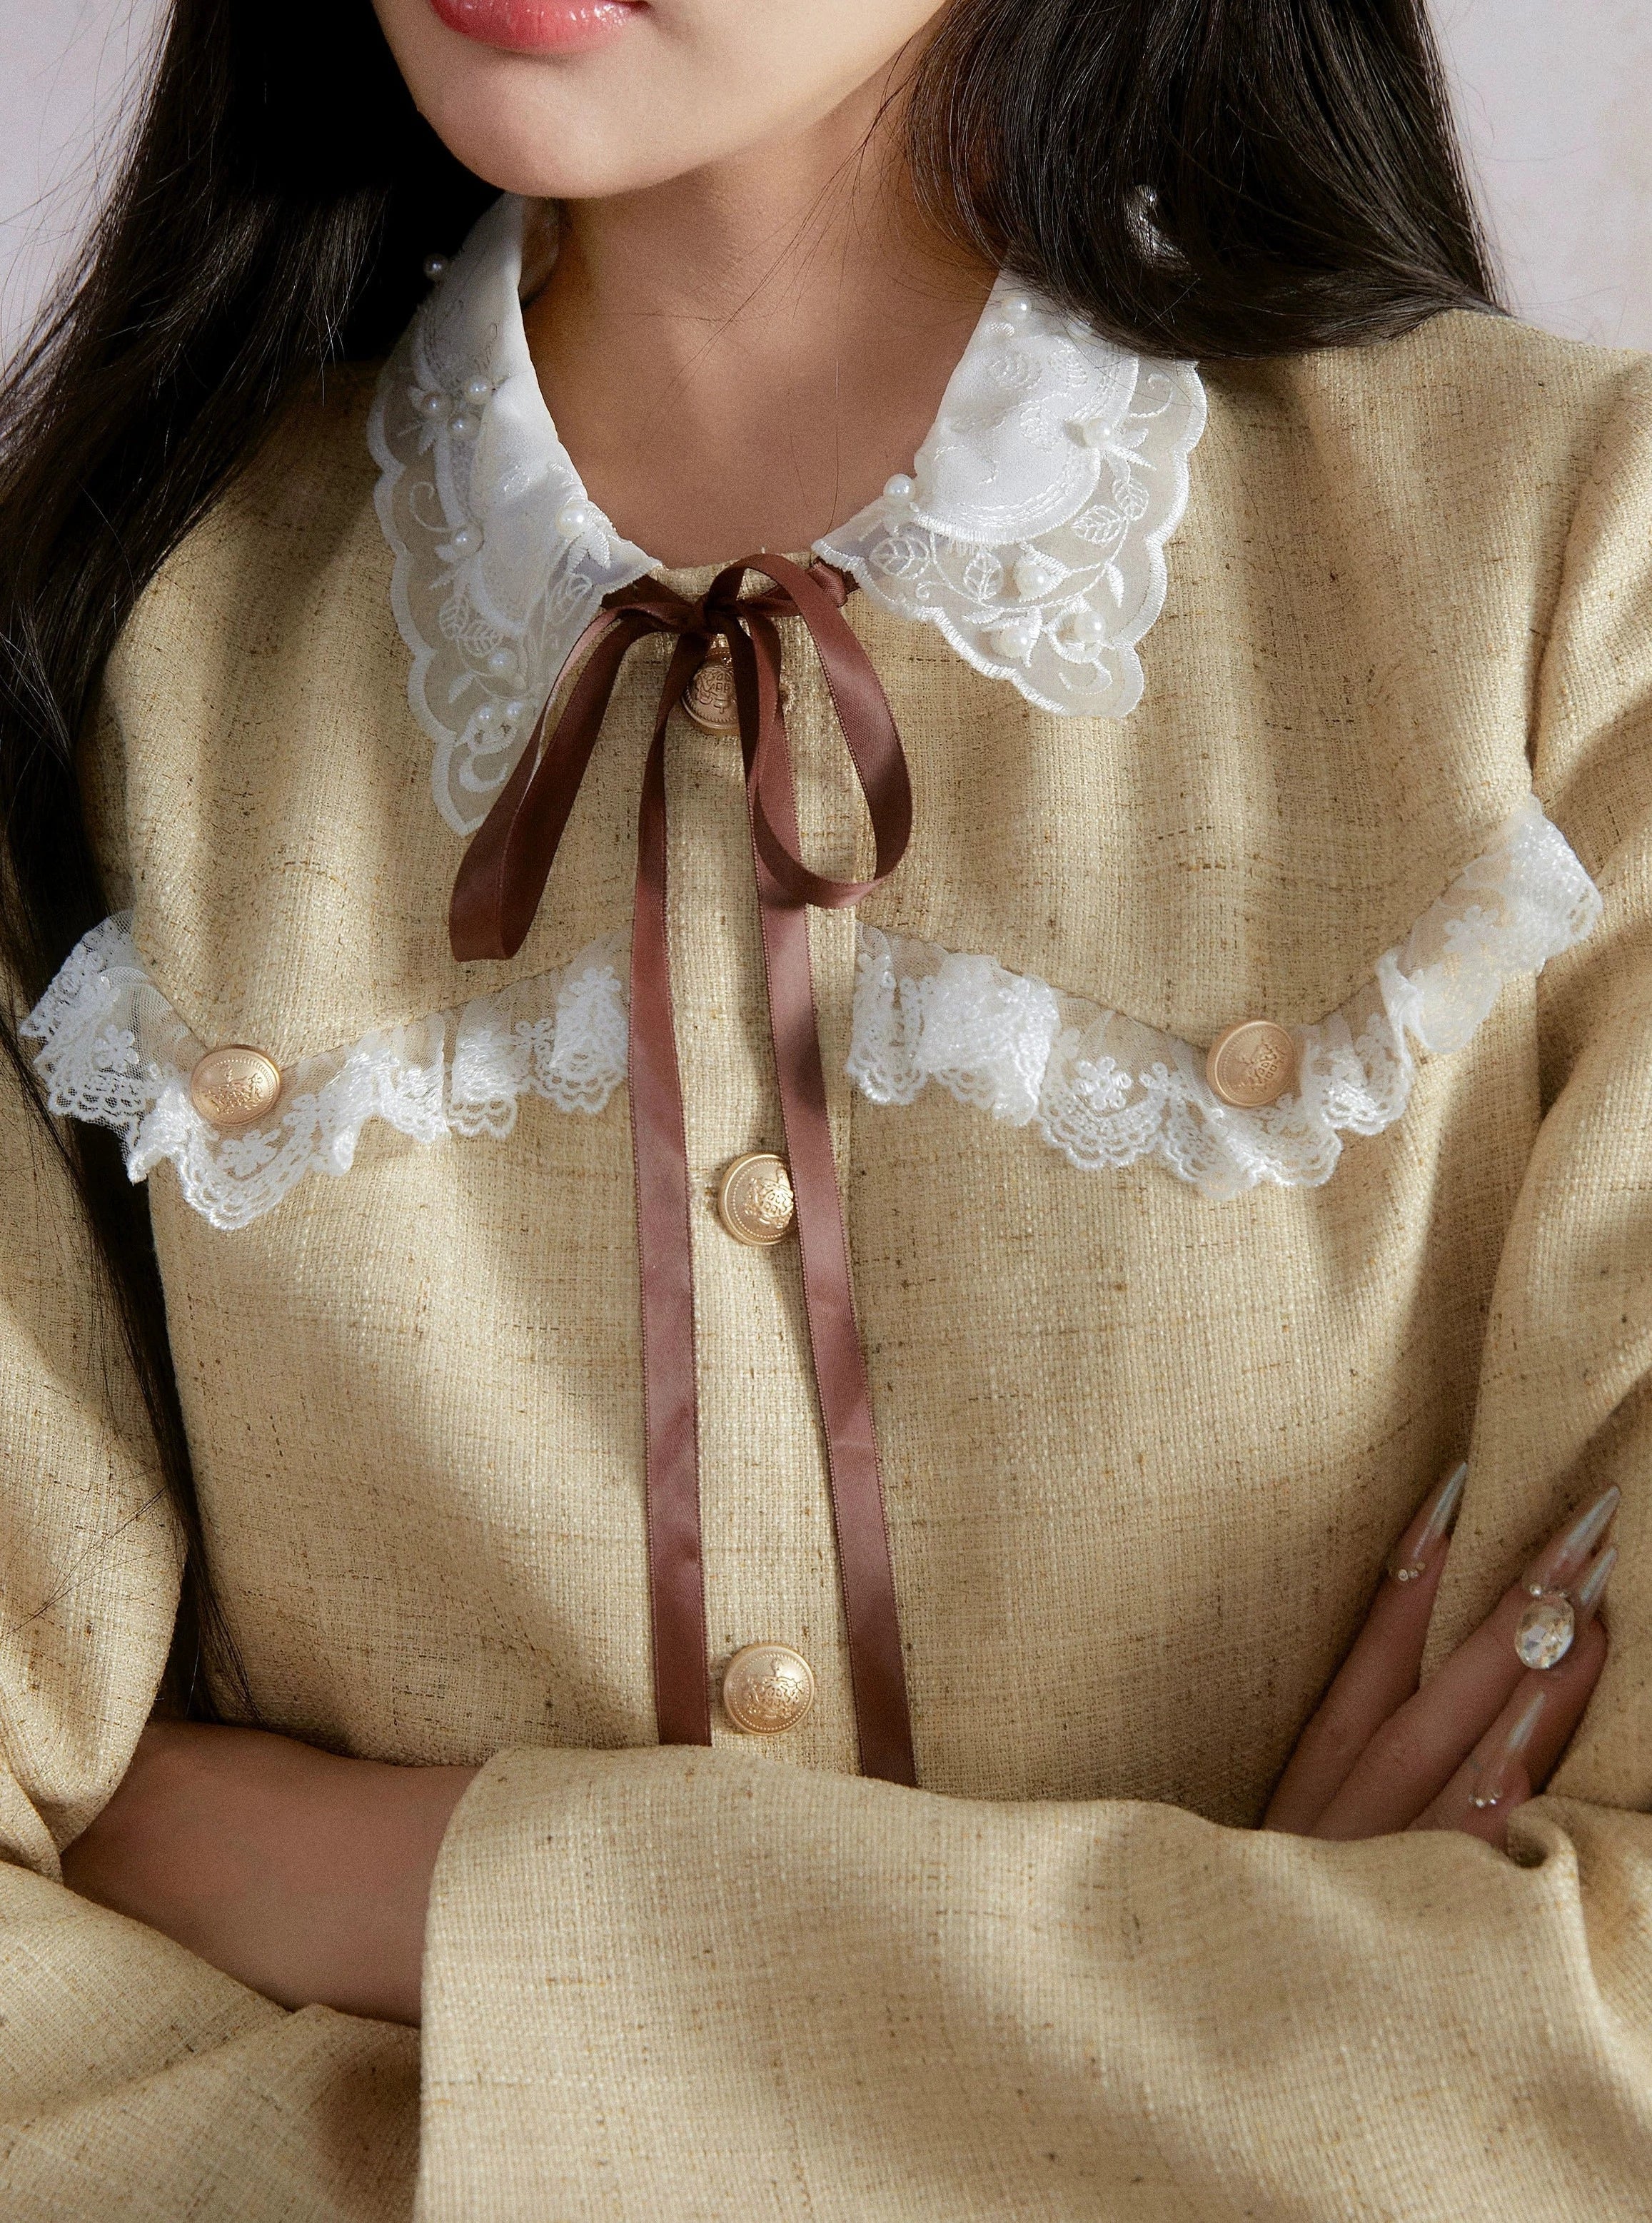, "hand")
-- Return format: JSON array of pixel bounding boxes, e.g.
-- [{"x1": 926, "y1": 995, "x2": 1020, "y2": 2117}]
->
[
  {"x1": 61, "y1": 1720, "x2": 478, "y2": 2024},
  {"x1": 1265, "y1": 1466, "x2": 1617, "y2": 1845}
]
